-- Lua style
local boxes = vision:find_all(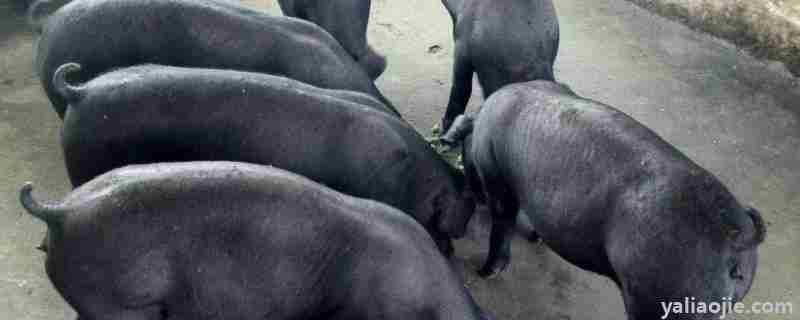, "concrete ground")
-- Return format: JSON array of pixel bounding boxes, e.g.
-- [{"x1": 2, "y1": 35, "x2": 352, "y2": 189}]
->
[
  {"x1": 625, "y1": 0, "x2": 800, "y2": 77},
  {"x1": 1, "y1": 0, "x2": 797, "y2": 319}
]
